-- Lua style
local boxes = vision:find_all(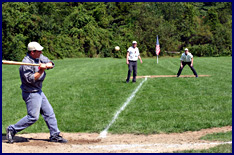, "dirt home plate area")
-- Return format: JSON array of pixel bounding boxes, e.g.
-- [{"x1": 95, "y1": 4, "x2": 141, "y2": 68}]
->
[{"x1": 2, "y1": 126, "x2": 232, "y2": 153}]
